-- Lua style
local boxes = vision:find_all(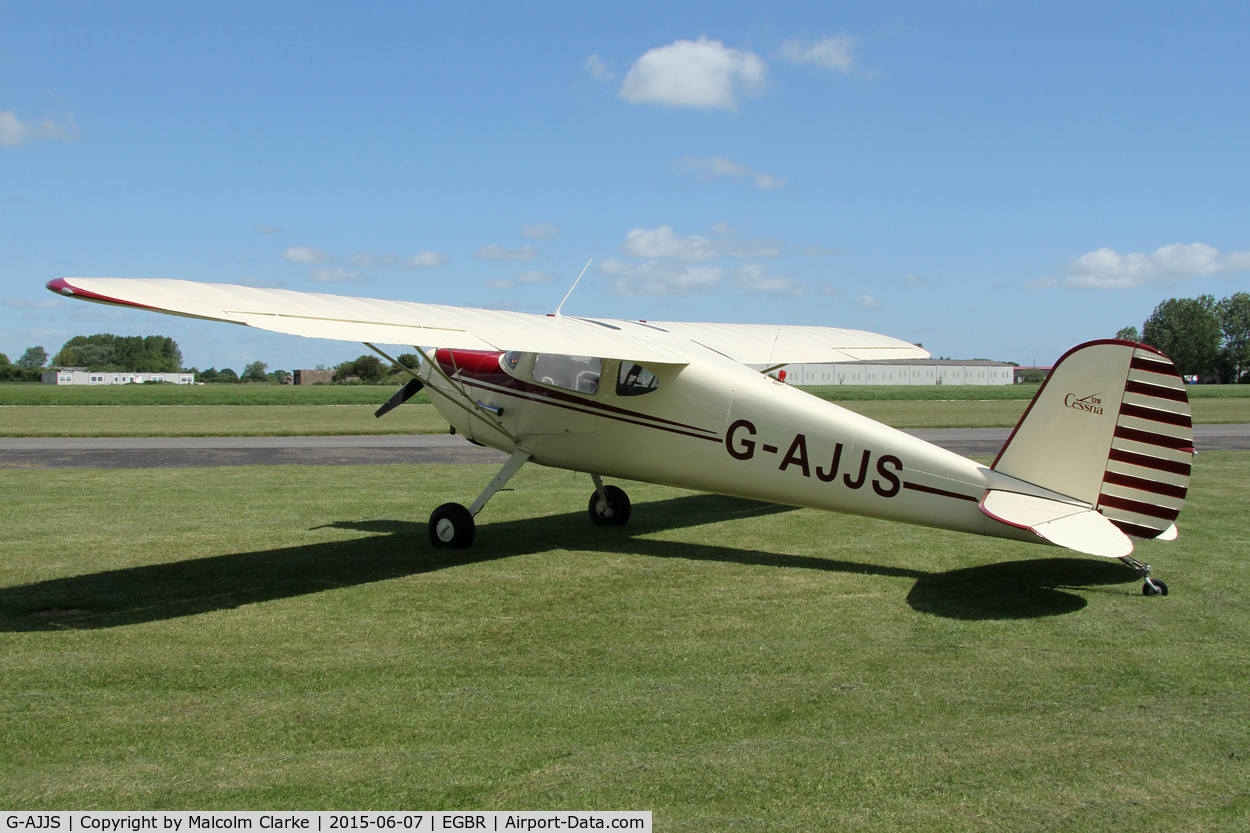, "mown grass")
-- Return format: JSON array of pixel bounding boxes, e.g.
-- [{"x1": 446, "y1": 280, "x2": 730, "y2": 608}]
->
[
  {"x1": 0, "y1": 404, "x2": 450, "y2": 437},
  {"x1": 0, "y1": 382, "x2": 430, "y2": 406},
  {"x1": 5, "y1": 381, "x2": 1249, "y2": 407},
  {"x1": 1, "y1": 455, "x2": 1247, "y2": 828},
  {"x1": 2, "y1": 396, "x2": 1247, "y2": 437}
]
